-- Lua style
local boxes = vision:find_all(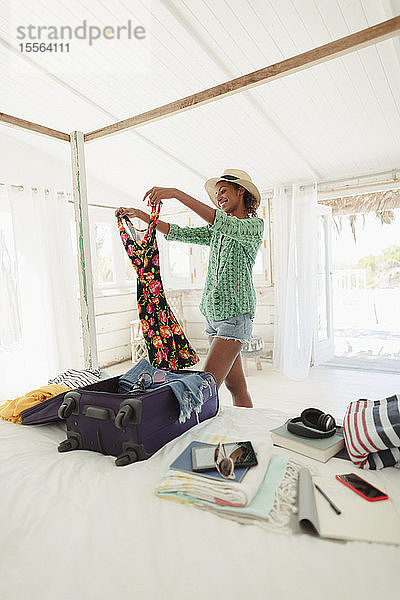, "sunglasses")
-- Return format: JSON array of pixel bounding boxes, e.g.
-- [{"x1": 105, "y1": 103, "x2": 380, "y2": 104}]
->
[
  {"x1": 130, "y1": 371, "x2": 153, "y2": 394},
  {"x1": 214, "y1": 442, "x2": 247, "y2": 479}
]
